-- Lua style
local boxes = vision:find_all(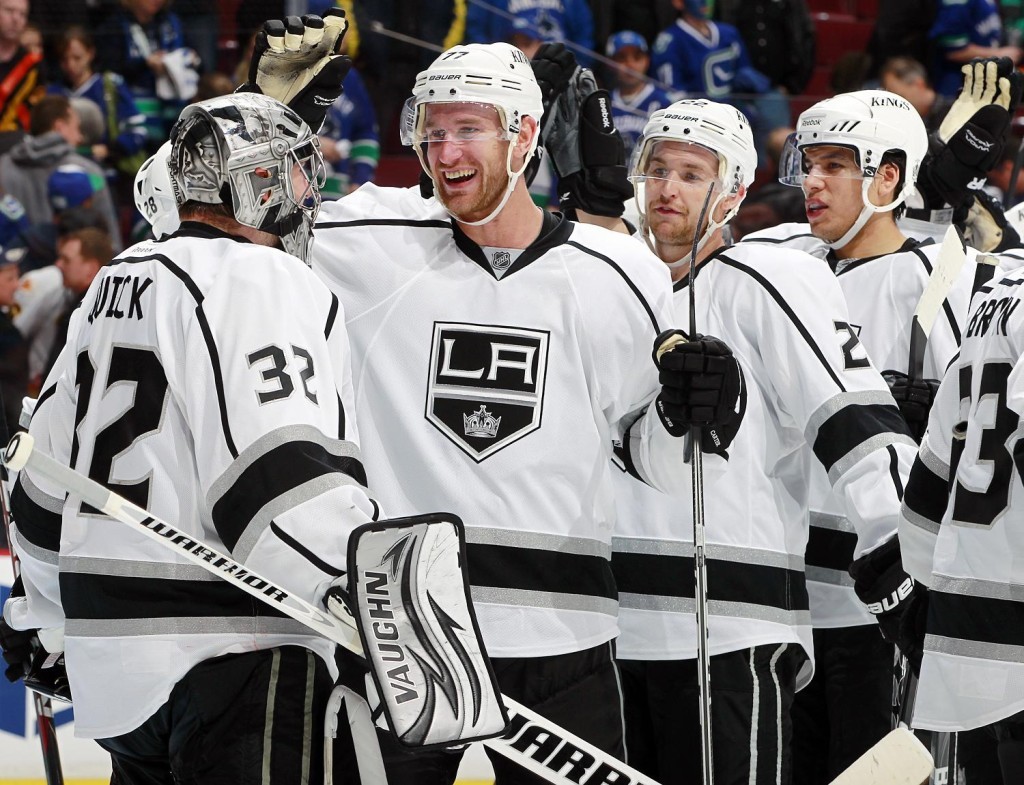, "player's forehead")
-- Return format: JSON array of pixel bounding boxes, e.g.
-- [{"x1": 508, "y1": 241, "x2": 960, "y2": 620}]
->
[
  {"x1": 648, "y1": 140, "x2": 719, "y2": 173},
  {"x1": 422, "y1": 102, "x2": 502, "y2": 128},
  {"x1": 802, "y1": 144, "x2": 858, "y2": 166}
]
